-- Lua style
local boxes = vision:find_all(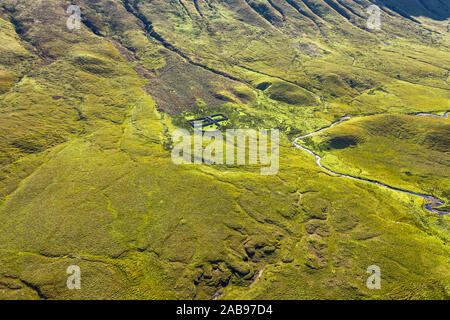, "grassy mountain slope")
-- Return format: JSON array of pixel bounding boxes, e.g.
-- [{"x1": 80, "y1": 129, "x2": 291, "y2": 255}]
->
[{"x1": 0, "y1": 0, "x2": 448, "y2": 299}]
